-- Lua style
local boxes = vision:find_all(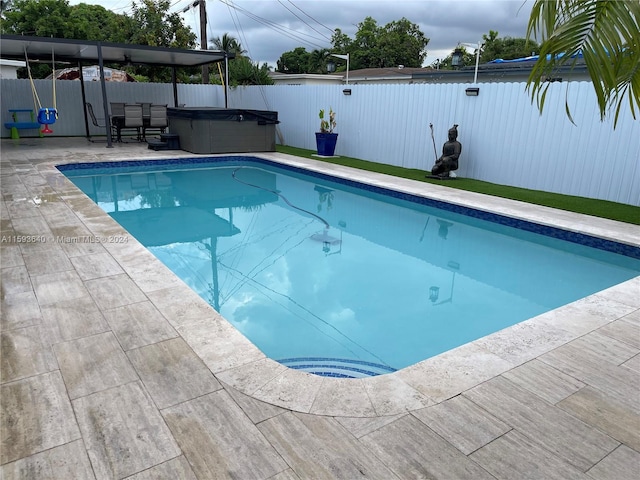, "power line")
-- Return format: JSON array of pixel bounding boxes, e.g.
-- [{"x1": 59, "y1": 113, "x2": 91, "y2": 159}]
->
[
  {"x1": 286, "y1": 0, "x2": 335, "y2": 36},
  {"x1": 277, "y1": 0, "x2": 332, "y2": 42},
  {"x1": 89, "y1": 0, "x2": 132, "y2": 14},
  {"x1": 217, "y1": 0, "x2": 330, "y2": 51}
]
